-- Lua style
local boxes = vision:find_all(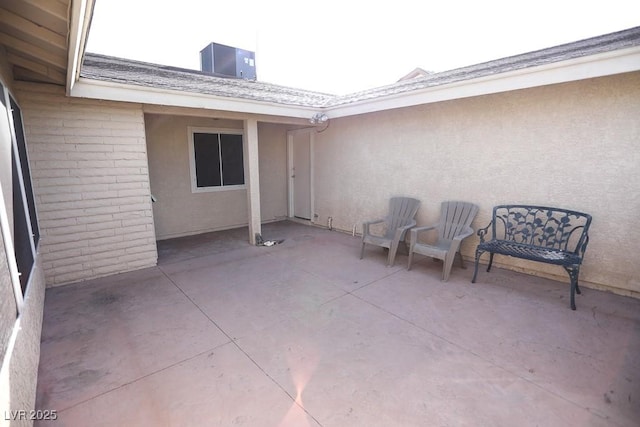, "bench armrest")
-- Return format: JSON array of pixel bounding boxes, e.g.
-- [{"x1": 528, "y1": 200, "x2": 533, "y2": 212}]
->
[
  {"x1": 477, "y1": 222, "x2": 492, "y2": 243},
  {"x1": 578, "y1": 233, "x2": 590, "y2": 258}
]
